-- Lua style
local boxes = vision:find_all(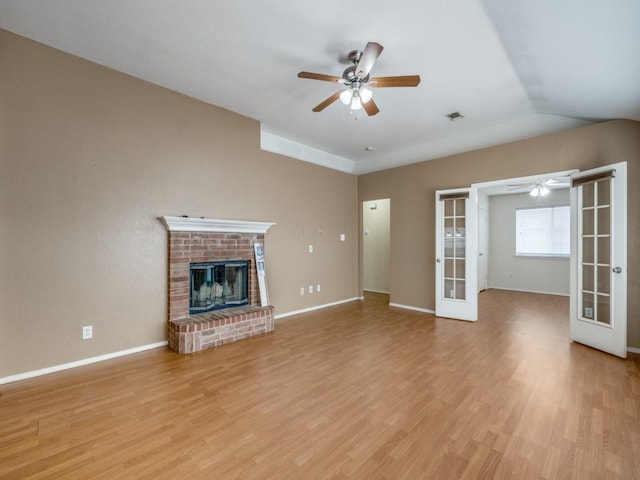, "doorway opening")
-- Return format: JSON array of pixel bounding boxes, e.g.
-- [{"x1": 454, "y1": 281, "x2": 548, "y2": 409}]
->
[
  {"x1": 363, "y1": 199, "x2": 390, "y2": 294},
  {"x1": 476, "y1": 170, "x2": 574, "y2": 297}
]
